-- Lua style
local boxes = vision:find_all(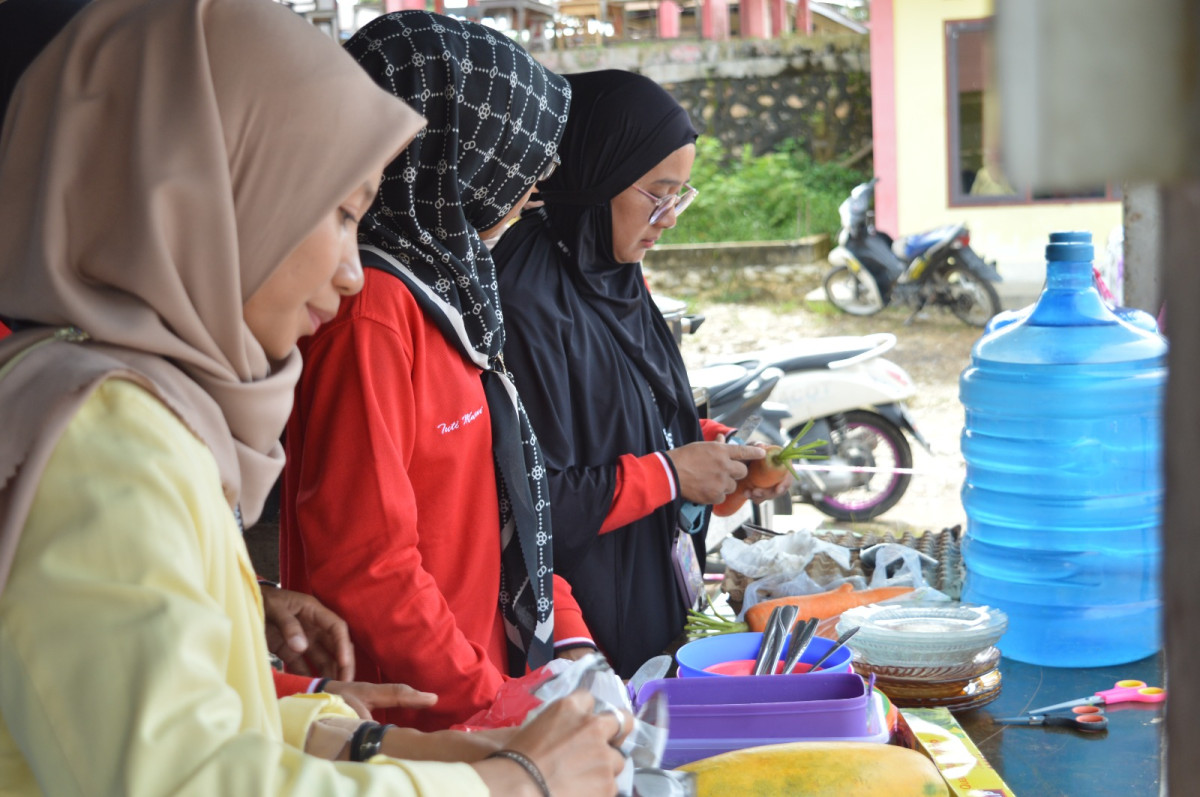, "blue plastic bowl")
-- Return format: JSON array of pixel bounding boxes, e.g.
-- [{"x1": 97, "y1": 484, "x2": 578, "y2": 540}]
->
[{"x1": 676, "y1": 631, "x2": 853, "y2": 678}]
